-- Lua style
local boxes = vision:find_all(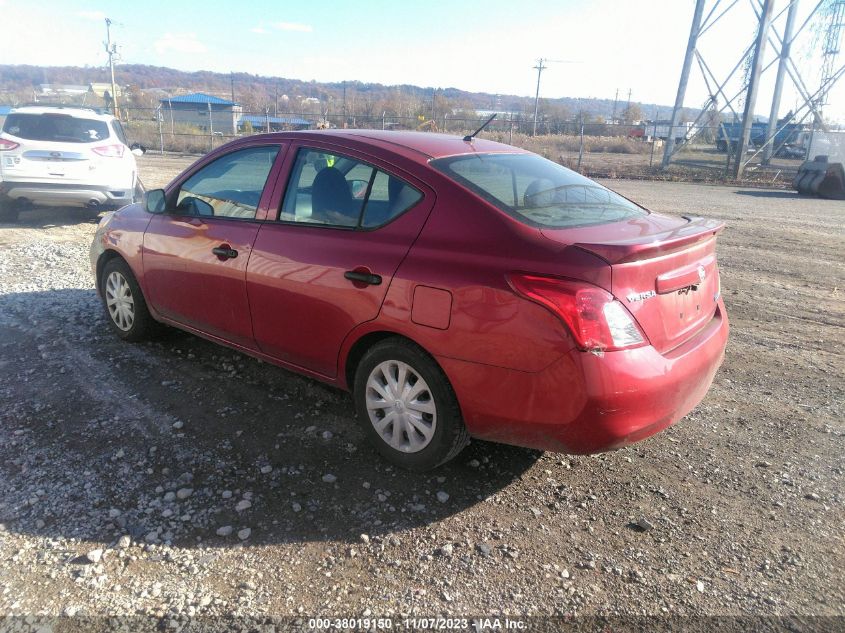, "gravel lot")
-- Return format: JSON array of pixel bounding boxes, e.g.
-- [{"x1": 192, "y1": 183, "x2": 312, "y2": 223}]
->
[{"x1": 0, "y1": 154, "x2": 843, "y2": 626}]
